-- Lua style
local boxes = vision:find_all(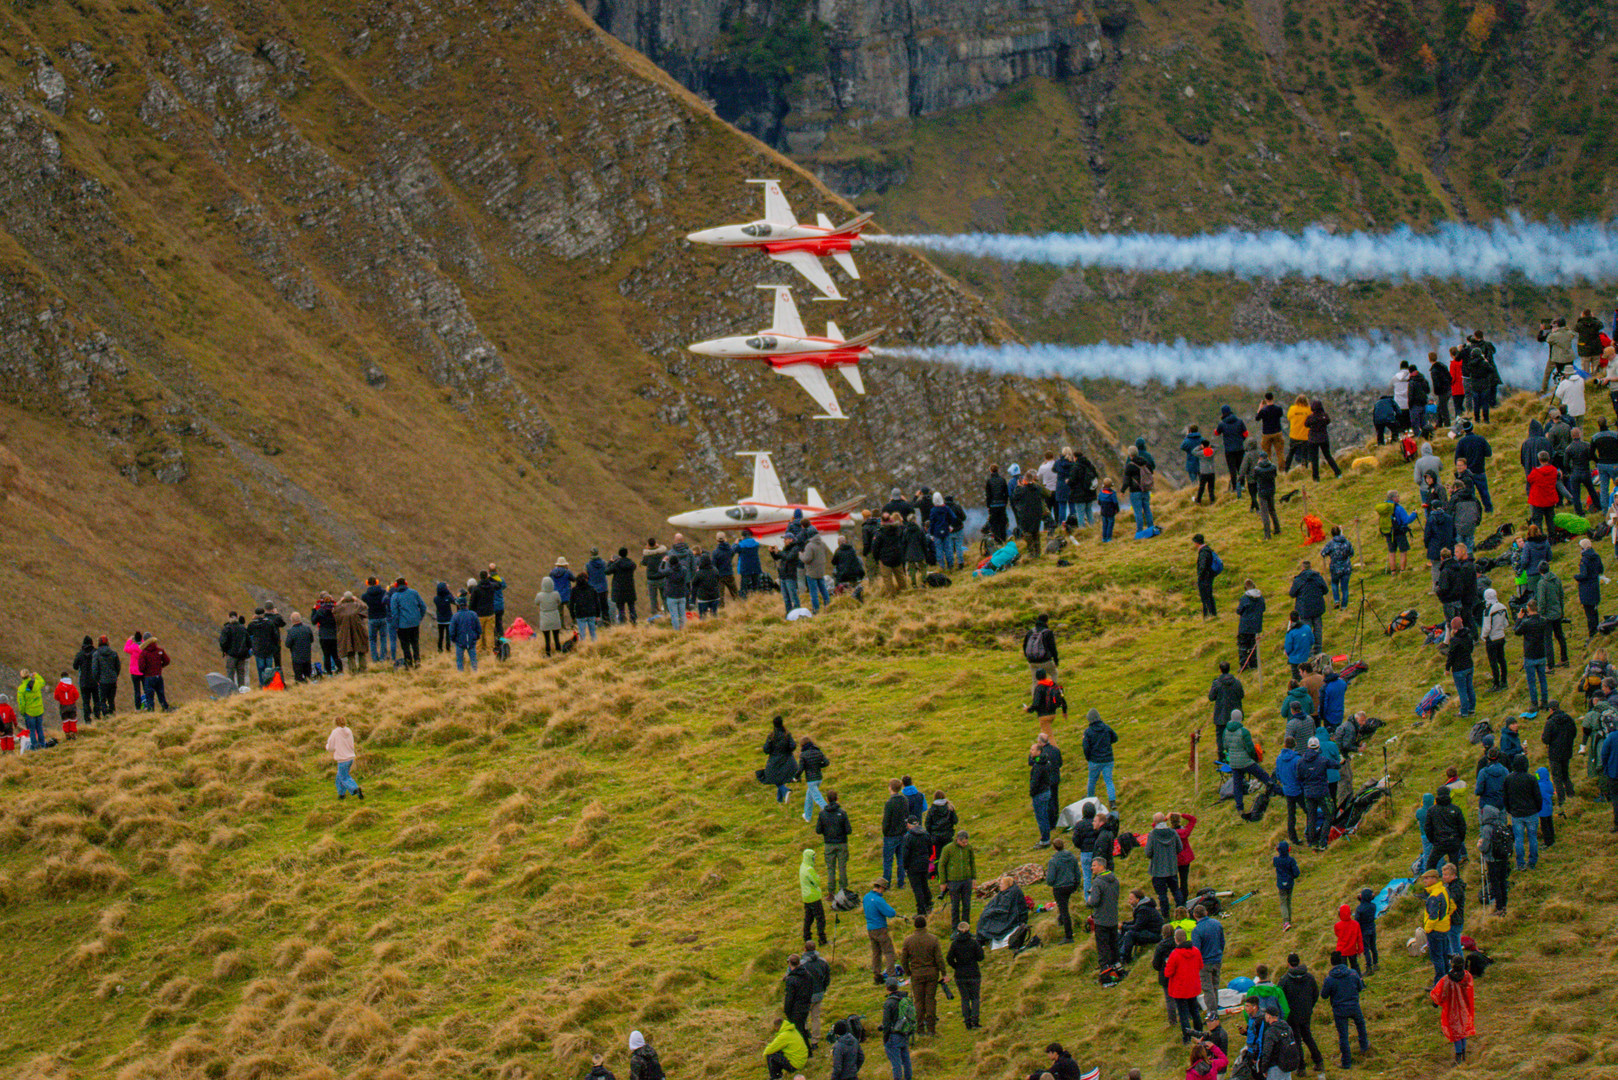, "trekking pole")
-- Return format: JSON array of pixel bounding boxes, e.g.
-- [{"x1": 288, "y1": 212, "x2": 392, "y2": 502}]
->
[{"x1": 1354, "y1": 516, "x2": 1364, "y2": 569}]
